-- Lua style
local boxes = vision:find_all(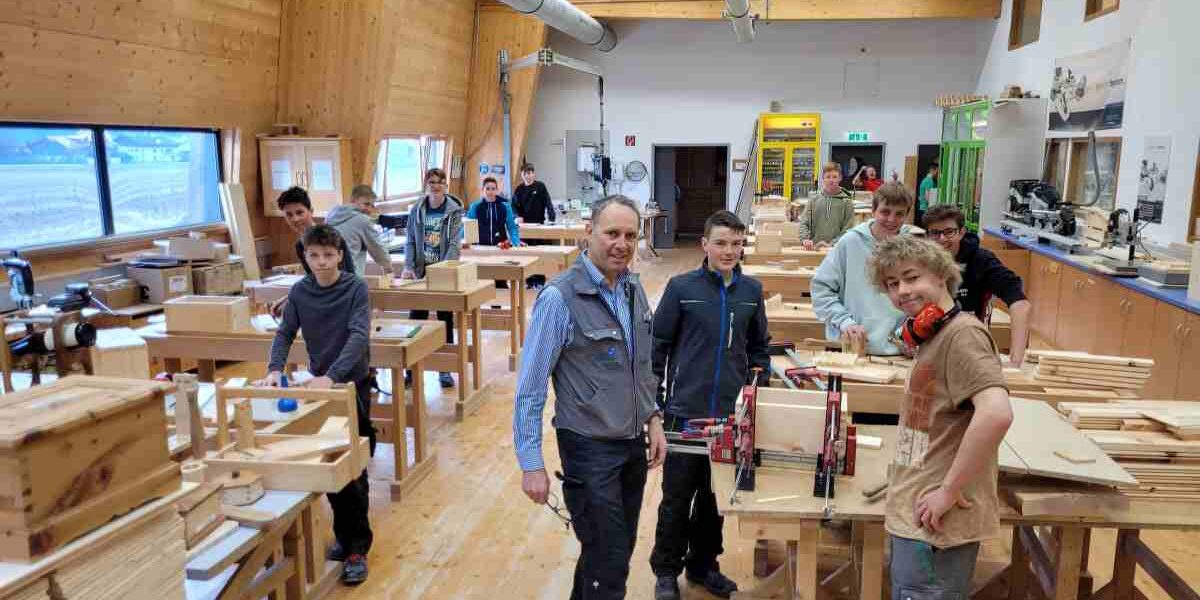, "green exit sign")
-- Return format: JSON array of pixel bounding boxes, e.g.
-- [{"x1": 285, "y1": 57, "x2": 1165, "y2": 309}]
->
[{"x1": 847, "y1": 131, "x2": 870, "y2": 142}]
